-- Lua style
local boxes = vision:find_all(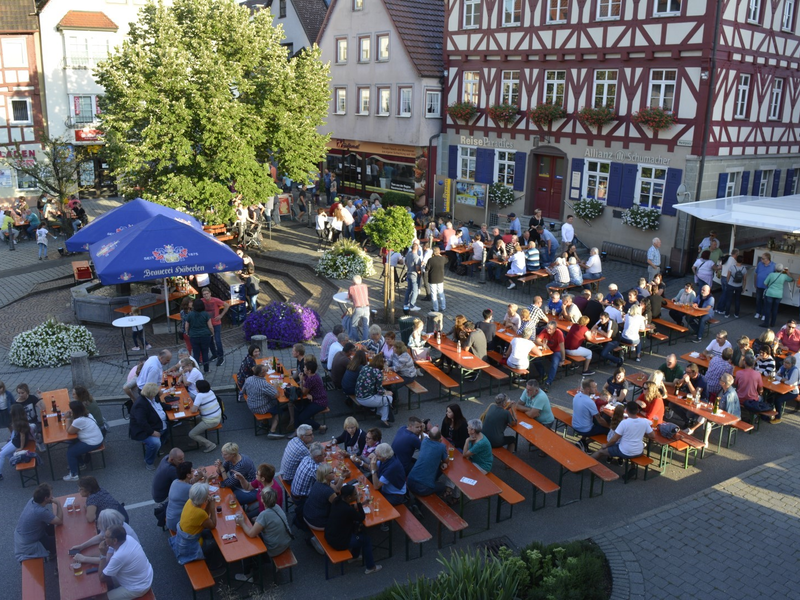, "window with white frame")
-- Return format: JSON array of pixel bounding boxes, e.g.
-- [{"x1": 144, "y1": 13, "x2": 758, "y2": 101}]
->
[
  {"x1": 1, "y1": 38, "x2": 27, "y2": 68},
  {"x1": 16, "y1": 169, "x2": 37, "y2": 190},
  {"x1": 353, "y1": 0, "x2": 363, "y2": 10},
  {"x1": 735, "y1": 74, "x2": 750, "y2": 119},
  {"x1": 279, "y1": 0, "x2": 286, "y2": 18},
  {"x1": 793, "y1": 168, "x2": 800, "y2": 194},
  {"x1": 464, "y1": 0, "x2": 481, "y2": 28},
  {"x1": 425, "y1": 89, "x2": 442, "y2": 117},
  {"x1": 503, "y1": 0, "x2": 521, "y2": 26},
  {"x1": 637, "y1": 166, "x2": 667, "y2": 210},
  {"x1": 769, "y1": 78, "x2": 784, "y2": 120},
  {"x1": 544, "y1": 70, "x2": 566, "y2": 106},
  {"x1": 334, "y1": 88, "x2": 347, "y2": 114},
  {"x1": 336, "y1": 38, "x2": 347, "y2": 63},
  {"x1": 70, "y1": 95, "x2": 100, "y2": 124},
  {"x1": 358, "y1": 36, "x2": 370, "y2": 62},
  {"x1": 585, "y1": 161, "x2": 610, "y2": 201},
  {"x1": 64, "y1": 35, "x2": 110, "y2": 69},
  {"x1": 547, "y1": 0, "x2": 569, "y2": 23},
  {"x1": 783, "y1": 0, "x2": 796, "y2": 31},
  {"x1": 463, "y1": 71, "x2": 479, "y2": 104},
  {"x1": 648, "y1": 69, "x2": 677, "y2": 111},
  {"x1": 377, "y1": 87, "x2": 390, "y2": 116},
  {"x1": 399, "y1": 87, "x2": 412, "y2": 116},
  {"x1": 495, "y1": 151, "x2": 516, "y2": 187},
  {"x1": 725, "y1": 171, "x2": 740, "y2": 198},
  {"x1": 597, "y1": 0, "x2": 621, "y2": 19},
  {"x1": 758, "y1": 169, "x2": 773, "y2": 197},
  {"x1": 376, "y1": 34, "x2": 389, "y2": 61},
  {"x1": 9, "y1": 98, "x2": 31, "y2": 124},
  {"x1": 593, "y1": 70, "x2": 617, "y2": 108},
  {"x1": 747, "y1": 0, "x2": 761, "y2": 24},
  {"x1": 655, "y1": 0, "x2": 681, "y2": 15},
  {"x1": 458, "y1": 146, "x2": 477, "y2": 181},
  {"x1": 500, "y1": 70, "x2": 519, "y2": 105},
  {"x1": 357, "y1": 87, "x2": 370, "y2": 115}
]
